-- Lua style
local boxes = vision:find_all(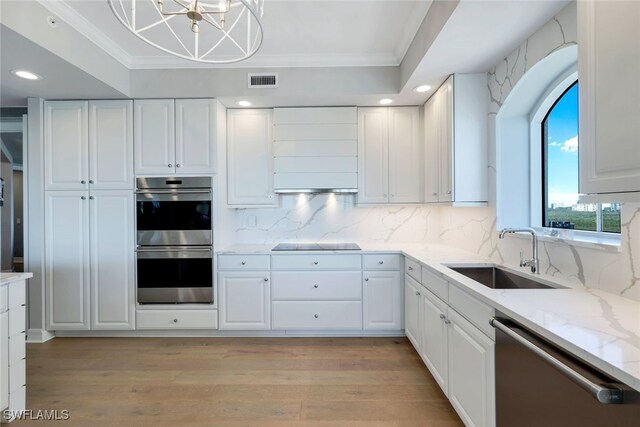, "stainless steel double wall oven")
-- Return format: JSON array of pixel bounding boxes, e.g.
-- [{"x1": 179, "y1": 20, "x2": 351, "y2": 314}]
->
[{"x1": 135, "y1": 177, "x2": 213, "y2": 304}]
